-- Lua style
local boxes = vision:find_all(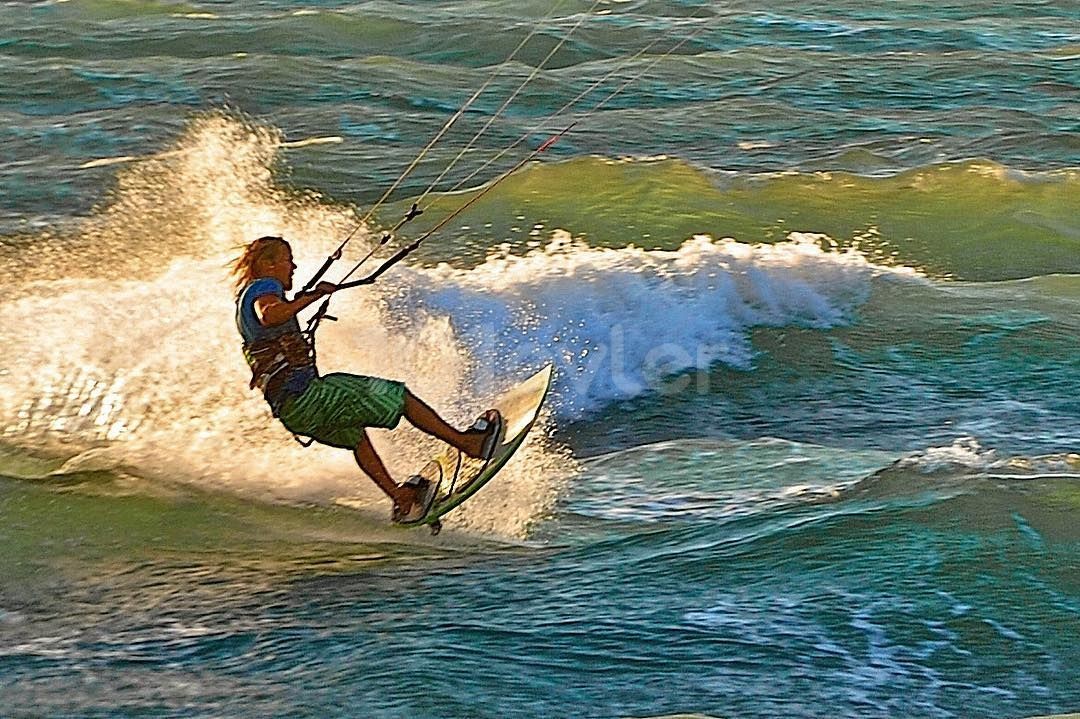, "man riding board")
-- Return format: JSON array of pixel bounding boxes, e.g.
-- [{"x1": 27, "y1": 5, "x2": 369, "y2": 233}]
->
[{"x1": 232, "y1": 235, "x2": 501, "y2": 523}]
